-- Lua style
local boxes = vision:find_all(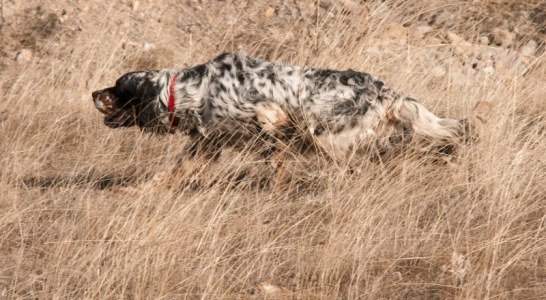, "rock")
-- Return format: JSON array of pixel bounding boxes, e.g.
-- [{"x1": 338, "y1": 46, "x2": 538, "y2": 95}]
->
[
  {"x1": 447, "y1": 32, "x2": 468, "y2": 45},
  {"x1": 515, "y1": 24, "x2": 535, "y2": 36},
  {"x1": 386, "y1": 22, "x2": 407, "y2": 40},
  {"x1": 492, "y1": 28, "x2": 514, "y2": 48},
  {"x1": 263, "y1": 6, "x2": 275, "y2": 18},
  {"x1": 417, "y1": 25, "x2": 432, "y2": 35},
  {"x1": 59, "y1": 9, "x2": 67, "y2": 22},
  {"x1": 482, "y1": 66, "x2": 495, "y2": 74},
  {"x1": 74, "y1": 18, "x2": 83, "y2": 31},
  {"x1": 520, "y1": 40, "x2": 537, "y2": 57},
  {"x1": 143, "y1": 42, "x2": 156, "y2": 52},
  {"x1": 254, "y1": 283, "x2": 291, "y2": 298},
  {"x1": 340, "y1": 0, "x2": 360, "y2": 12},
  {"x1": 259, "y1": 283, "x2": 282, "y2": 294},
  {"x1": 431, "y1": 66, "x2": 446, "y2": 78},
  {"x1": 364, "y1": 45, "x2": 381, "y2": 55},
  {"x1": 318, "y1": 0, "x2": 334, "y2": 9},
  {"x1": 426, "y1": 37, "x2": 442, "y2": 45},
  {"x1": 15, "y1": 49, "x2": 33, "y2": 63},
  {"x1": 1, "y1": 0, "x2": 17, "y2": 19},
  {"x1": 451, "y1": 70, "x2": 469, "y2": 86},
  {"x1": 446, "y1": 31, "x2": 472, "y2": 52},
  {"x1": 478, "y1": 35, "x2": 490, "y2": 45},
  {"x1": 412, "y1": 25, "x2": 432, "y2": 39},
  {"x1": 432, "y1": 11, "x2": 454, "y2": 27},
  {"x1": 206, "y1": 13, "x2": 213, "y2": 24},
  {"x1": 132, "y1": 0, "x2": 140, "y2": 11},
  {"x1": 446, "y1": 32, "x2": 459, "y2": 43}
]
